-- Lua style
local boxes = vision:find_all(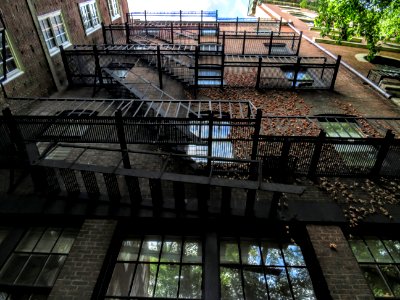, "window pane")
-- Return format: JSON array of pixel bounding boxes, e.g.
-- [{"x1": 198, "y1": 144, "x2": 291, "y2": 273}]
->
[
  {"x1": 240, "y1": 240, "x2": 262, "y2": 265},
  {"x1": 265, "y1": 267, "x2": 292, "y2": 300},
  {"x1": 380, "y1": 265, "x2": 400, "y2": 297},
  {"x1": 261, "y1": 242, "x2": 284, "y2": 266},
  {"x1": 182, "y1": 240, "x2": 202, "y2": 263},
  {"x1": 35, "y1": 228, "x2": 61, "y2": 253},
  {"x1": 160, "y1": 238, "x2": 181, "y2": 263},
  {"x1": 288, "y1": 267, "x2": 316, "y2": 299},
  {"x1": 220, "y1": 266, "x2": 244, "y2": 299},
  {"x1": 383, "y1": 240, "x2": 400, "y2": 263},
  {"x1": 52, "y1": 229, "x2": 77, "y2": 254},
  {"x1": 106, "y1": 262, "x2": 135, "y2": 296},
  {"x1": 154, "y1": 264, "x2": 179, "y2": 298},
  {"x1": 282, "y1": 244, "x2": 305, "y2": 266},
  {"x1": 365, "y1": 239, "x2": 393, "y2": 263},
  {"x1": 0, "y1": 254, "x2": 29, "y2": 284},
  {"x1": 243, "y1": 266, "x2": 268, "y2": 299},
  {"x1": 35, "y1": 254, "x2": 66, "y2": 286},
  {"x1": 16, "y1": 228, "x2": 44, "y2": 252},
  {"x1": 361, "y1": 265, "x2": 393, "y2": 297},
  {"x1": 220, "y1": 240, "x2": 239, "y2": 264},
  {"x1": 16, "y1": 255, "x2": 47, "y2": 285},
  {"x1": 349, "y1": 240, "x2": 374, "y2": 262},
  {"x1": 0, "y1": 292, "x2": 7, "y2": 300},
  {"x1": 118, "y1": 239, "x2": 141, "y2": 261},
  {"x1": 130, "y1": 263, "x2": 157, "y2": 297},
  {"x1": 139, "y1": 237, "x2": 162, "y2": 262},
  {"x1": 179, "y1": 265, "x2": 202, "y2": 299}
]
